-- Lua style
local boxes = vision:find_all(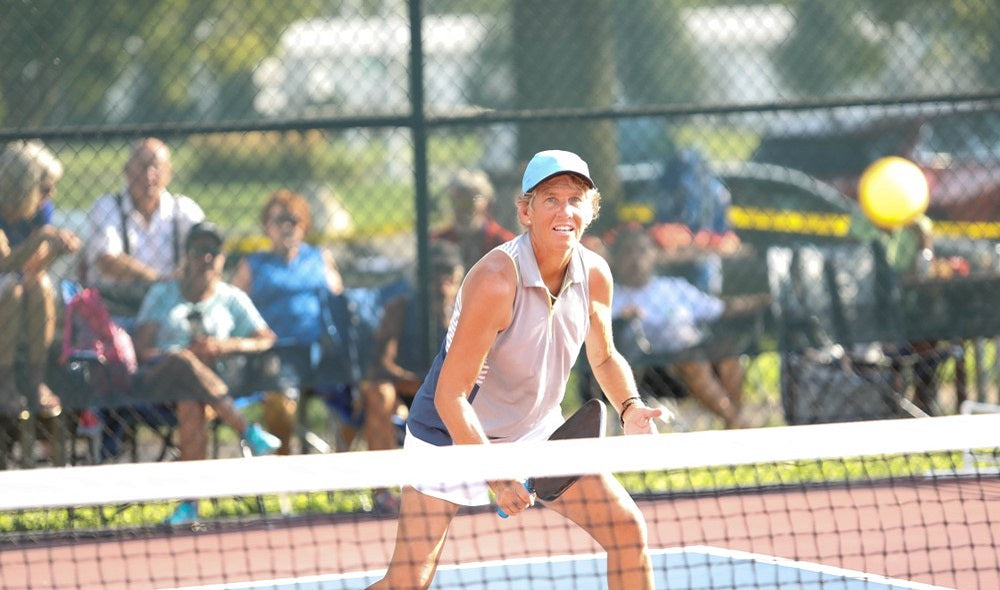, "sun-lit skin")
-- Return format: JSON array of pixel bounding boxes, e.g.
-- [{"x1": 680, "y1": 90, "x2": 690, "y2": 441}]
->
[
  {"x1": 263, "y1": 205, "x2": 306, "y2": 257},
  {"x1": 368, "y1": 159, "x2": 659, "y2": 590},
  {"x1": 518, "y1": 174, "x2": 596, "y2": 277},
  {"x1": 124, "y1": 138, "x2": 173, "y2": 221}
]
